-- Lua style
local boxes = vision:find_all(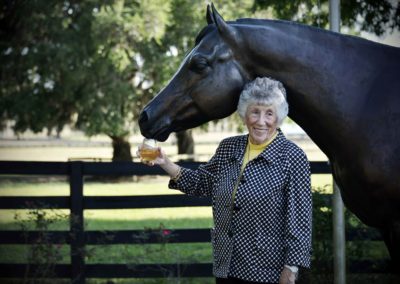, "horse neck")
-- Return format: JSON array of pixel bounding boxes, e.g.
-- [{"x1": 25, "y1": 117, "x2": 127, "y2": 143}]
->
[{"x1": 236, "y1": 21, "x2": 395, "y2": 159}]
